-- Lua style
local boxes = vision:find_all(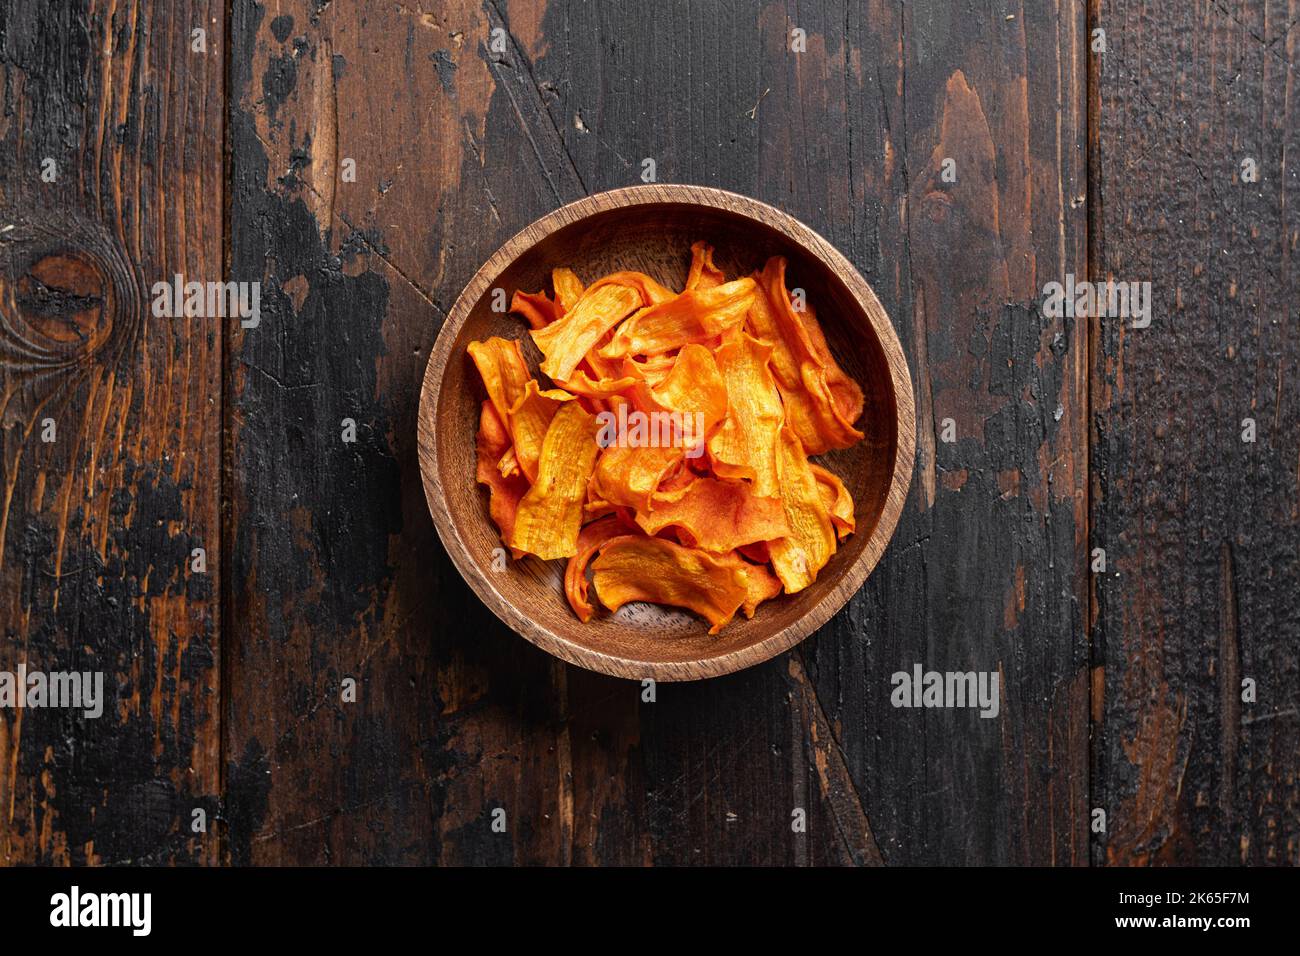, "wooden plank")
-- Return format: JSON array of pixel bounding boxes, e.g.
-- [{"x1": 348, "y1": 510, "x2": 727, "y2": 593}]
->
[
  {"x1": 1091, "y1": 0, "x2": 1300, "y2": 865},
  {"x1": 0, "y1": 0, "x2": 224, "y2": 864}
]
